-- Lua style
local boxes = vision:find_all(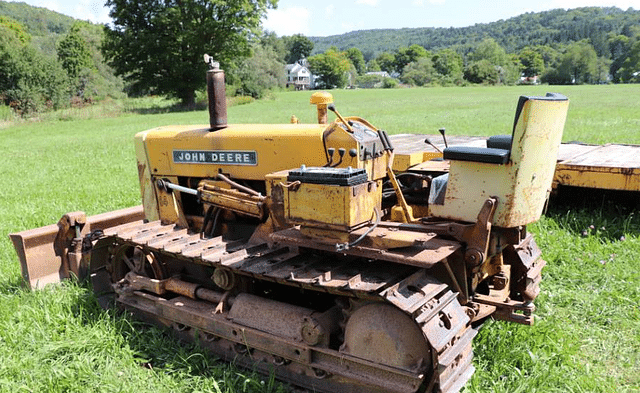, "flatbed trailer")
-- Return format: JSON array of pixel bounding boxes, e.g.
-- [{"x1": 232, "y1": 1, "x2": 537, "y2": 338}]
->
[{"x1": 390, "y1": 134, "x2": 640, "y2": 192}]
